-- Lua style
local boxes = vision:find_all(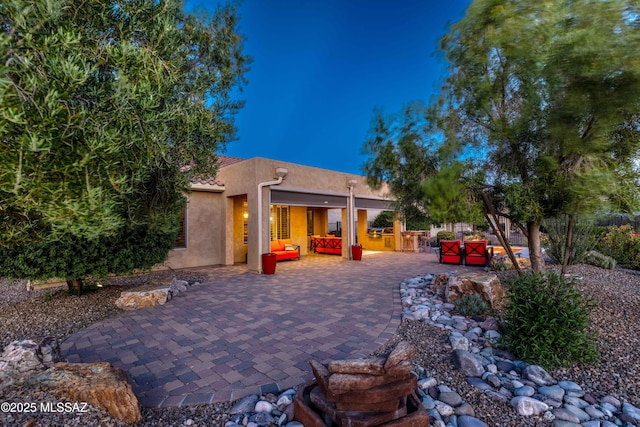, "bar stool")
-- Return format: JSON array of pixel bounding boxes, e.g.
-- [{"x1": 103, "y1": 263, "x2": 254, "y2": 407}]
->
[
  {"x1": 402, "y1": 232, "x2": 413, "y2": 252},
  {"x1": 418, "y1": 235, "x2": 430, "y2": 252}
]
